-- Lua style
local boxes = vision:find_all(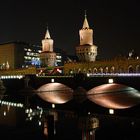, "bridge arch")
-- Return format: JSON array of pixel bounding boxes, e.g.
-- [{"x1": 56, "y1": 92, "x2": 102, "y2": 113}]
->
[
  {"x1": 118, "y1": 66, "x2": 124, "y2": 73},
  {"x1": 88, "y1": 68, "x2": 92, "y2": 73},
  {"x1": 99, "y1": 67, "x2": 103, "y2": 73},
  {"x1": 136, "y1": 65, "x2": 140, "y2": 73},
  {"x1": 83, "y1": 68, "x2": 87, "y2": 73},
  {"x1": 104, "y1": 67, "x2": 109, "y2": 73},
  {"x1": 128, "y1": 65, "x2": 134, "y2": 73},
  {"x1": 110, "y1": 66, "x2": 115, "y2": 73},
  {"x1": 93, "y1": 68, "x2": 97, "y2": 73},
  {"x1": 78, "y1": 68, "x2": 81, "y2": 73}
]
